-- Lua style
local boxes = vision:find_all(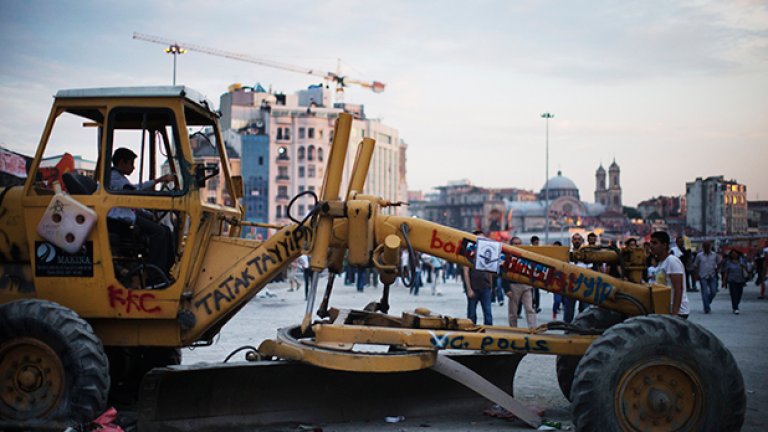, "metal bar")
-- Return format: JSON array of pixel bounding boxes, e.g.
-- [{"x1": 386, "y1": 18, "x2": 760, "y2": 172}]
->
[
  {"x1": 431, "y1": 354, "x2": 541, "y2": 428},
  {"x1": 313, "y1": 323, "x2": 596, "y2": 356},
  {"x1": 373, "y1": 215, "x2": 671, "y2": 316}
]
